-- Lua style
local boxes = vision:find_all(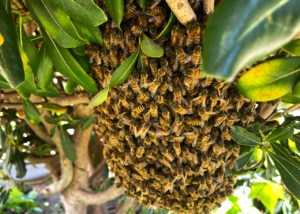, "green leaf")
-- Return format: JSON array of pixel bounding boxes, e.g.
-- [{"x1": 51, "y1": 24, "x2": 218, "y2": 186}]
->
[
  {"x1": 0, "y1": 190, "x2": 10, "y2": 207},
  {"x1": 40, "y1": 104, "x2": 67, "y2": 114},
  {"x1": 34, "y1": 85, "x2": 61, "y2": 97},
  {"x1": 72, "y1": 46, "x2": 86, "y2": 56},
  {"x1": 72, "y1": 19, "x2": 103, "y2": 46},
  {"x1": 247, "y1": 123, "x2": 273, "y2": 137},
  {"x1": 19, "y1": 22, "x2": 38, "y2": 75},
  {"x1": 283, "y1": 39, "x2": 300, "y2": 56},
  {"x1": 23, "y1": 100, "x2": 41, "y2": 124},
  {"x1": 109, "y1": 49, "x2": 139, "y2": 88},
  {"x1": 269, "y1": 151, "x2": 300, "y2": 199},
  {"x1": 265, "y1": 127, "x2": 294, "y2": 142},
  {"x1": 45, "y1": 0, "x2": 107, "y2": 26},
  {"x1": 154, "y1": 13, "x2": 176, "y2": 40},
  {"x1": 137, "y1": 53, "x2": 146, "y2": 71},
  {"x1": 37, "y1": 44, "x2": 53, "y2": 90},
  {"x1": 237, "y1": 57, "x2": 300, "y2": 102},
  {"x1": 250, "y1": 182, "x2": 284, "y2": 214},
  {"x1": 89, "y1": 88, "x2": 109, "y2": 107},
  {"x1": 292, "y1": 134, "x2": 300, "y2": 152},
  {"x1": 141, "y1": 34, "x2": 164, "y2": 58},
  {"x1": 80, "y1": 115, "x2": 94, "y2": 131},
  {"x1": 105, "y1": 0, "x2": 124, "y2": 26},
  {"x1": 282, "y1": 93, "x2": 300, "y2": 104},
  {"x1": 202, "y1": 0, "x2": 300, "y2": 81},
  {"x1": 271, "y1": 142, "x2": 300, "y2": 167},
  {"x1": 27, "y1": 0, "x2": 86, "y2": 48},
  {"x1": 14, "y1": 149, "x2": 26, "y2": 178},
  {"x1": 43, "y1": 31, "x2": 98, "y2": 93},
  {"x1": 230, "y1": 126, "x2": 262, "y2": 146},
  {"x1": 0, "y1": 127, "x2": 5, "y2": 147},
  {"x1": 266, "y1": 155, "x2": 275, "y2": 179},
  {"x1": 226, "y1": 196, "x2": 243, "y2": 214},
  {"x1": 0, "y1": 4, "x2": 25, "y2": 88},
  {"x1": 44, "y1": 114, "x2": 69, "y2": 124},
  {"x1": 136, "y1": 0, "x2": 152, "y2": 9},
  {"x1": 293, "y1": 79, "x2": 300, "y2": 98},
  {"x1": 65, "y1": 79, "x2": 78, "y2": 95},
  {"x1": 235, "y1": 149, "x2": 254, "y2": 169},
  {"x1": 59, "y1": 125, "x2": 77, "y2": 161}
]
